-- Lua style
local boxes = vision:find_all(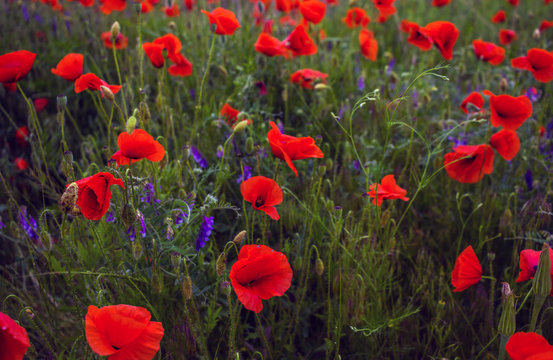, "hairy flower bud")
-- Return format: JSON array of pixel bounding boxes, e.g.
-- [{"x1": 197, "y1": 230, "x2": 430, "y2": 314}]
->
[
  {"x1": 171, "y1": 252, "x2": 181, "y2": 272},
  {"x1": 59, "y1": 182, "x2": 79, "y2": 215},
  {"x1": 233, "y1": 230, "x2": 246, "y2": 244},
  {"x1": 57, "y1": 94, "x2": 67, "y2": 112},
  {"x1": 126, "y1": 115, "x2": 137, "y2": 134},
  {"x1": 182, "y1": 275, "x2": 193, "y2": 300},
  {"x1": 100, "y1": 85, "x2": 114, "y2": 101},
  {"x1": 533, "y1": 245, "x2": 552, "y2": 297},
  {"x1": 132, "y1": 239, "x2": 143, "y2": 260},
  {"x1": 233, "y1": 120, "x2": 249, "y2": 134},
  {"x1": 245, "y1": 137, "x2": 254, "y2": 153},
  {"x1": 315, "y1": 258, "x2": 324, "y2": 276},
  {"x1": 498, "y1": 282, "x2": 515, "y2": 336},
  {"x1": 111, "y1": 21, "x2": 120, "y2": 39},
  {"x1": 61, "y1": 151, "x2": 75, "y2": 182},
  {"x1": 216, "y1": 252, "x2": 227, "y2": 276},
  {"x1": 121, "y1": 203, "x2": 137, "y2": 228}
]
